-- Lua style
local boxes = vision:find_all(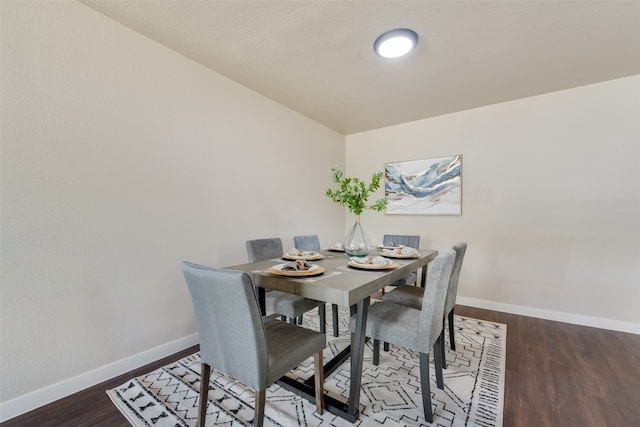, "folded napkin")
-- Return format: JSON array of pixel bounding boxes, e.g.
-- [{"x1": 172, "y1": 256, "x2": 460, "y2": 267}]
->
[
  {"x1": 383, "y1": 246, "x2": 419, "y2": 256},
  {"x1": 331, "y1": 242, "x2": 344, "y2": 250},
  {"x1": 349, "y1": 256, "x2": 391, "y2": 266},
  {"x1": 281, "y1": 259, "x2": 313, "y2": 271},
  {"x1": 286, "y1": 248, "x2": 318, "y2": 257}
]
